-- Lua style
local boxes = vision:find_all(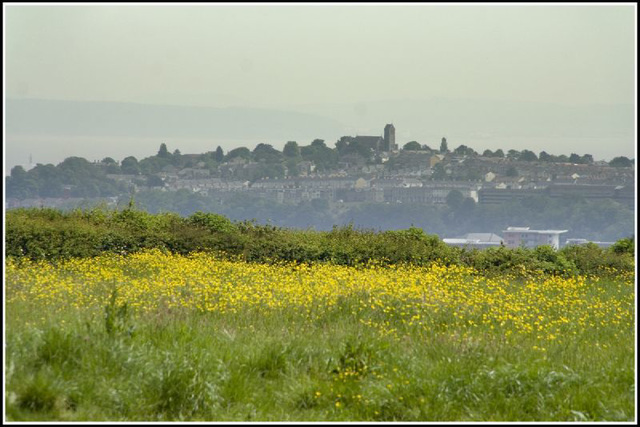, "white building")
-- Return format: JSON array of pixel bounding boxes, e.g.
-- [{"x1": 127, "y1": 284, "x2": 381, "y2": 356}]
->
[
  {"x1": 502, "y1": 227, "x2": 568, "y2": 250},
  {"x1": 443, "y1": 233, "x2": 503, "y2": 249}
]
